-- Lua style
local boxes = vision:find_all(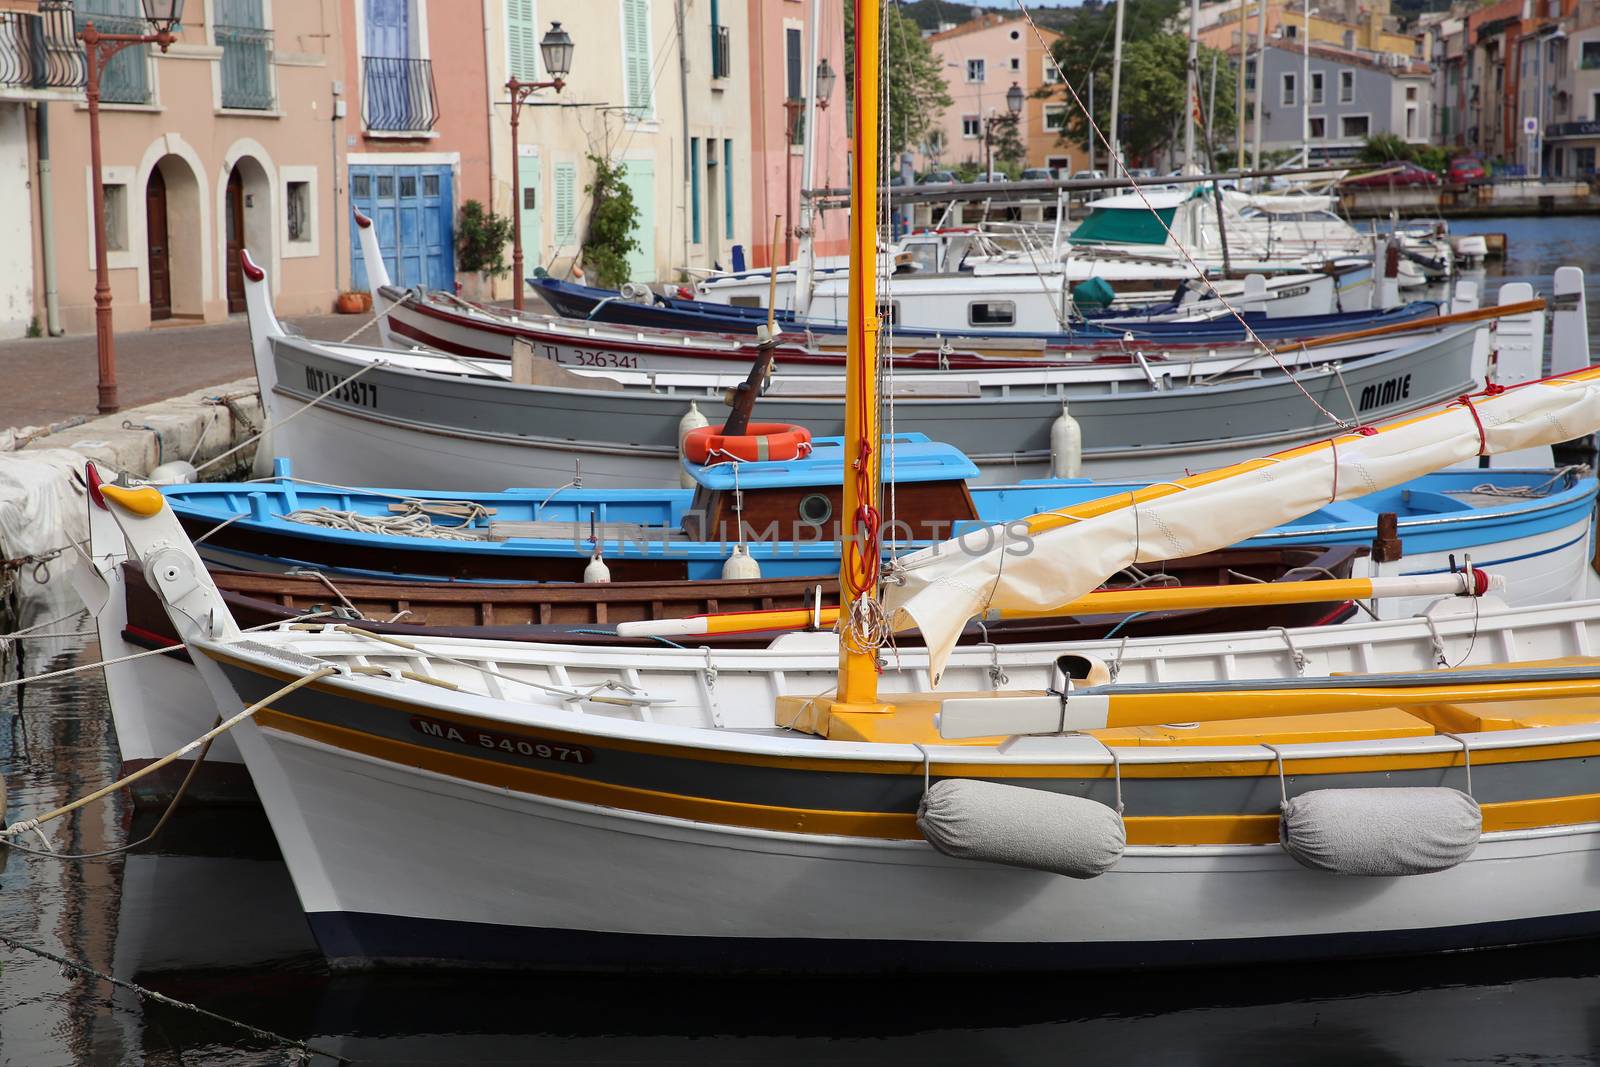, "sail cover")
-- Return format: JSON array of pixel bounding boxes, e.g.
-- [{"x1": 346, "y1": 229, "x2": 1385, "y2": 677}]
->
[{"x1": 883, "y1": 366, "x2": 1600, "y2": 683}]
